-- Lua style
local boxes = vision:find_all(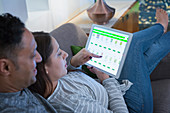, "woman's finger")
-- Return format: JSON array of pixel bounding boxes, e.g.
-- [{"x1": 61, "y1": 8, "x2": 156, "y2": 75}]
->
[{"x1": 91, "y1": 53, "x2": 102, "y2": 58}]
